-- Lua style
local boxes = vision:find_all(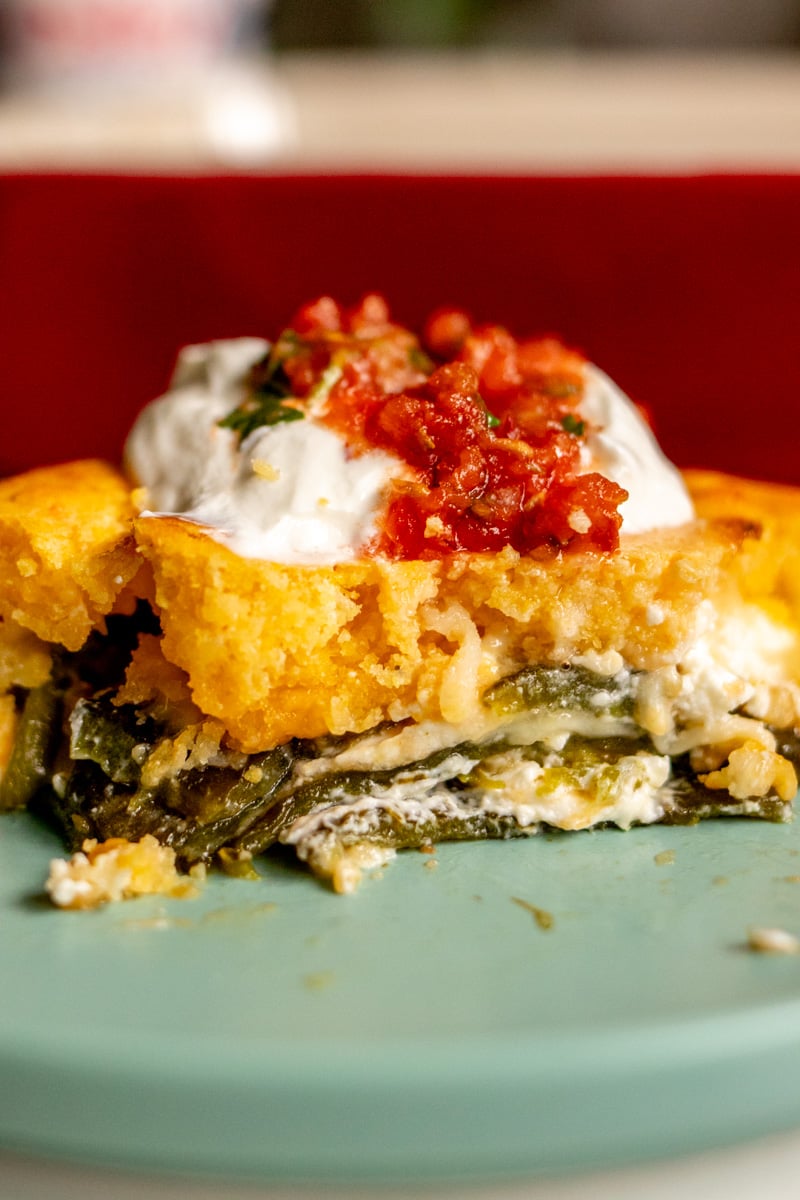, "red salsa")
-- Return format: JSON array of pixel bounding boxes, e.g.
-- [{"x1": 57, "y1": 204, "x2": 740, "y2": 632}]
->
[{"x1": 237, "y1": 294, "x2": 628, "y2": 560}]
